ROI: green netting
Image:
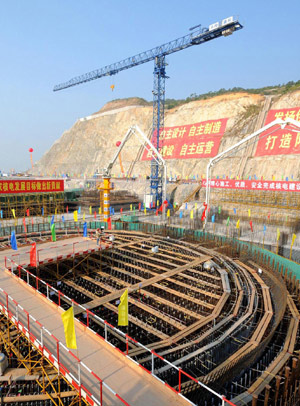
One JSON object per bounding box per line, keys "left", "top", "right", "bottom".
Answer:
{"left": 1, "top": 219, "right": 299, "bottom": 281}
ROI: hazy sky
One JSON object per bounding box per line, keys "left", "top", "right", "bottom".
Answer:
{"left": 1, "top": 0, "right": 299, "bottom": 172}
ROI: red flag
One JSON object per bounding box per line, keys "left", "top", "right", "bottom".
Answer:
{"left": 66, "top": 205, "right": 69, "bottom": 214}
{"left": 267, "top": 212, "right": 270, "bottom": 219}
{"left": 22, "top": 217, "right": 27, "bottom": 233}
{"left": 107, "top": 217, "right": 112, "bottom": 230}
{"left": 120, "top": 208, "right": 123, "bottom": 214}
{"left": 249, "top": 220, "right": 253, "bottom": 232}
{"left": 94, "top": 211, "right": 97, "bottom": 219}
{"left": 156, "top": 209, "right": 159, "bottom": 216}
{"left": 31, "top": 217, "right": 34, "bottom": 225}
{"left": 30, "top": 243, "right": 37, "bottom": 267}
{"left": 152, "top": 201, "right": 155, "bottom": 208}
{"left": 158, "top": 204, "right": 163, "bottom": 212}
{"left": 201, "top": 202, "right": 208, "bottom": 222}
{"left": 138, "top": 203, "right": 141, "bottom": 211}
{"left": 26, "top": 209, "right": 30, "bottom": 217}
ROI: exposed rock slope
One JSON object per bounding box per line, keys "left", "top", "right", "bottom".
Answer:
{"left": 34, "top": 91, "right": 300, "bottom": 180}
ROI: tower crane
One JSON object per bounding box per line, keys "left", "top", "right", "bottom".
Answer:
{"left": 54, "top": 16, "right": 243, "bottom": 207}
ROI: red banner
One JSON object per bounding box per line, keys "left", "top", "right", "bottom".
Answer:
{"left": 202, "top": 179, "right": 300, "bottom": 192}
{"left": 255, "top": 107, "right": 300, "bottom": 156}
{"left": 0, "top": 179, "right": 64, "bottom": 194}
{"left": 142, "top": 118, "right": 228, "bottom": 160}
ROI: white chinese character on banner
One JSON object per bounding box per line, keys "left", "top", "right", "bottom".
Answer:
{"left": 289, "top": 183, "right": 295, "bottom": 190}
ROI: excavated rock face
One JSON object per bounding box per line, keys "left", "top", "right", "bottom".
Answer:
{"left": 33, "top": 91, "right": 300, "bottom": 180}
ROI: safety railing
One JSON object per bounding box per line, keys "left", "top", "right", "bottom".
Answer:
{"left": 9, "top": 236, "right": 110, "bottom": 268}
{"left": 5, "top": 256, "right": 236, "bottom": 406}
{"left": 0, "top": 285, "right": 130, "bottom": 406}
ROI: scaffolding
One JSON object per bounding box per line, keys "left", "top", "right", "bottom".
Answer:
{"left": 0, "top": 310, "right": 84, "bottom": 405}
{"left": 0, "top": 191, "right": 65, "bottom": 219}
{"left": 200, "top": 188, "right": 300, "bottom": 210}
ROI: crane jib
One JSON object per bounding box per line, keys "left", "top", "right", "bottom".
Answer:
{"left": 53, "top": 20, "right": 243, "bottom": 91}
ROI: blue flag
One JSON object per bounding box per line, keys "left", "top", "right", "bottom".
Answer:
{"left": 11, "top": 231, "right": 18, "bottom": 251}
{"left": 233, "top": 208, "right": 237, "bottom": 214}
{"left": 263, "top": 225, "right": 267, "bottom": 235}
{"left": 0, "top": 210, "right": 2, "bottom": 219}
{"left": 78, "top": 206, "right": 81, "bottom": 214}
{"left": 62, "top": 215, "right": 65, "bottom": 223}
{"left": 41, "top": 207, "right": 44, "bottom": 216}
{"left": 179, "top": 211, "right": 183, "bottom": 219}
{"left": 212, "top": 215, "right": 215, "bottom": 223}
{"left": 112, "top": 207, "right": 115, "bottom": 215}
{"left": 50, "top": 215, "right": 55, "bottom": 225}
{"left": 83, "top": 222, "right": 87, "bottom": 237}
{"left": 185, "top": 203, "right": 188, "bottom": 210}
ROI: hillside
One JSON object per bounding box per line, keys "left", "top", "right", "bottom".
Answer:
{"left": 33, "top": 89, "right": 300, "bottom": 181}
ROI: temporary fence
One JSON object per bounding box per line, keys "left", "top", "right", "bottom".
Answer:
{"left": 1, "top": 217, "right": 299, "bottom": 281}
{"left": 4, "top": 256, "right": 235, "bottom": 406}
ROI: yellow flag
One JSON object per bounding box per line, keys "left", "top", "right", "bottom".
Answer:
{"left": 236, "top": 219, "right": 240, "bottom": 229}
{"left": 190, "top": 210, "right": 194, "bottom": 219}
{"left": 99, "top": 207, "right": 102, "bottom": 214}
{"left": 89, "top": 206, "right": 92, "bottom": 215}
{"left": 248, "top": 209, "right": 251, "bottom": 217}
{"left": 272, "top": 175, "right": 275, "bottom": 181}
{"left": 277, "top": 228, "right": 280, "bottom": 241}
{"left": 118, "top": 289, "right": 128, "bottom": 326}
{"left": 144, "top": 207, "right": 147, "bottom": 215}
{"left": 130, "top": 204, "right": 132, "bottom": 211}
{"left": 55, "top": 207, "right": 57, "bottom": 215}
{"left": 157, "top": 200, "right": 159, "bottom": 207}
{"left": 167, "top": 209, "right": 170, "bottom": 217}
{"left": 73, "top": 210, "right": 78, "bottom": 222}
{"left": 83, "top": 212, "right": 85, "bottom": 221}
{"left": 61, "top": 307, "right": 77, "bottom": 349}
{"left": 291, "top": 233, "right": 296, "bottom": 247}
{"left": 11, "top": 209, "right": 16, "bottom": 219}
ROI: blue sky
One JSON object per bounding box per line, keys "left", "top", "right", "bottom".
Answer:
{"left": 1, "top": 0, "right": 299, "bottom": 172}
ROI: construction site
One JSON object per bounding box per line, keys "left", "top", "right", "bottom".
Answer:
{"left": 1, "top": 10, "right": 300, "bottom": 406}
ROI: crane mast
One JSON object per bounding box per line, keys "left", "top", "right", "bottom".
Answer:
{"left": 54, "top": 16, "right": 243, "bottom": 206}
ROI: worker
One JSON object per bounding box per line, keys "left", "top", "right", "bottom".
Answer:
{"left": 96, "top": 228, "right": 101, "bottom": 245}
